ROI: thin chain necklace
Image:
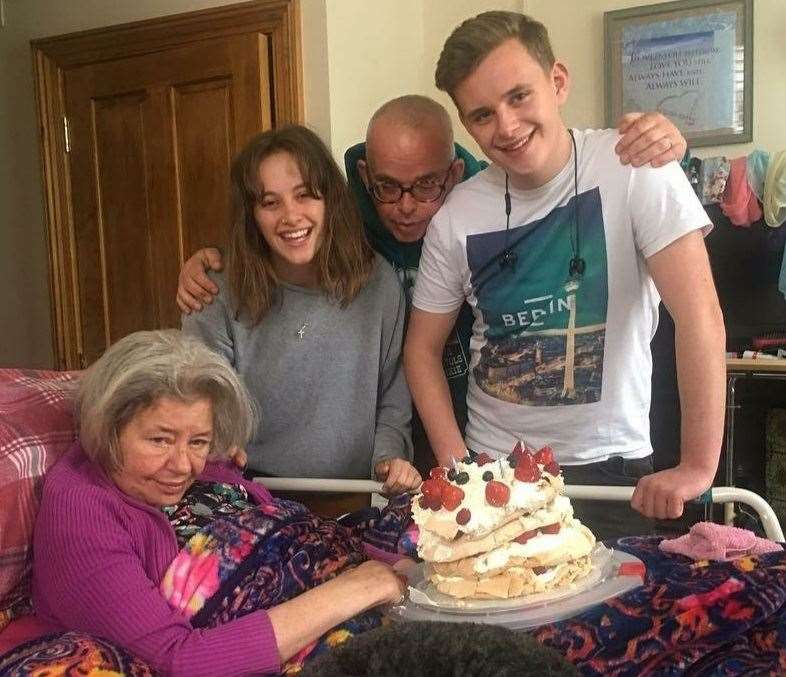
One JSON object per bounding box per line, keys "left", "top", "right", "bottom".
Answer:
{"left": 276, "top": 266, "right": 318, "bottom": 340}
{"left": 275, "top": 269, "right": 316, "bottom": 341}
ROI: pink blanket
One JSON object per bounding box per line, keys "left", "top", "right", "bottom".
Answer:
{"left": 659, "top": 521, "right": 782, "bottom": 561}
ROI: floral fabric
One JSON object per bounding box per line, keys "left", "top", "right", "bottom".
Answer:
{"left": 532, "top": 536, "right": 786, "bottom": 675}
{"left": 0, "top": 631, "right": 156, "bottom": 676}
{"left": 162, "top": 480, "right": 254, "bottom": 548}
{"left": 160, "top": 495, "right": 411, "bottom": 673}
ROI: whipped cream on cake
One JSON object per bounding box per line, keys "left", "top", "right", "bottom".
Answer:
{"left": 412, "top": 443, "right": 596, "bottom": 599}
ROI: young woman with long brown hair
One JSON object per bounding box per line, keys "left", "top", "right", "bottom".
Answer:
{"left": 183, "top": 125, "right": 419, "bottom": 493}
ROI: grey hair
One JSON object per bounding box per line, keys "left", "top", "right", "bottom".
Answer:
{"left": 366, "top": 95, "right": 455, "bottom": 163}
{"left": 436, "top": 11, "right": 555, "bottom": 99}
{"left": 76, "top": 329, "right": 256, "bottom": 472}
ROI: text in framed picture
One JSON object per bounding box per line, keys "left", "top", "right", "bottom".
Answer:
{"left": 604, "top": 0, "right": 753, "bottom": 147}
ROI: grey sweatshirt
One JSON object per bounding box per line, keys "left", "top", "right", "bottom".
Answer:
{"left": 182, "top": 255, "right": 413, "bottom": 479}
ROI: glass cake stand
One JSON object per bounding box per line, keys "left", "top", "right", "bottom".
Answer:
{"left": 387, "top": 544, "right": 644, "bottom": 630}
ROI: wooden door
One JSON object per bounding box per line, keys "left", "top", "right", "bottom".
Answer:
{"left": 33, "top": 1, "right": 302, "bottom": 368}
{"left": 65, "top": 34, "right": 270, "bottom": 365}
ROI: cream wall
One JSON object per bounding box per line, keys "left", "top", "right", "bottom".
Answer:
{"left": 318, "top": 0, "right": 524, "bottom": 161}
{"left": 300, "top": 0, "right": 331, "bottom": 145}
{"left": 322, "top": 0, "right": 423, "bottom": 160}
{"left": 1, "top": 1, "right": 782, "bottom": 366}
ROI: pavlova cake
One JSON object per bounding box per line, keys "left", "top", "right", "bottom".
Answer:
{"left": 412, "top": 443, "right": 596, "bottom": 599}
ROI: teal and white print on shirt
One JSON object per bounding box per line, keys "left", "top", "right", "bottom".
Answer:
{"left": 467, "top": 189, "right": 608, "bottom": 406}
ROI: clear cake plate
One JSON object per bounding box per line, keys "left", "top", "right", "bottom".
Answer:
{"left": 387, "top": 544, "right": 644, "bottom": 630}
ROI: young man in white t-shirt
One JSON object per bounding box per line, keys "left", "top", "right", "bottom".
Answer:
{"left": 404, "top": 11, "right": 725, "bottom": 539}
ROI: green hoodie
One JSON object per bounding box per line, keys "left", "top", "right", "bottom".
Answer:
{"left": 344, "top": 142, "right": 486, "bottom": 270}
{"left": 344, "top": 142, "right": 487, "bottom": 466}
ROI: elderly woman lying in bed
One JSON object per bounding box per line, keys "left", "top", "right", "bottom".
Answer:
{"left": 32, "top": 330, "right": 411, "bottom": 676}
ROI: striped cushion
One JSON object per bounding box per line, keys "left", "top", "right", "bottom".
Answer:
{"left": 0, "top": 369, "right": 78, "bottom": 630}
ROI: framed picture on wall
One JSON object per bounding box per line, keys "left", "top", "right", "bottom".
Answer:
{"left": 604, "top": 0, "right": 753, "bottom": 147}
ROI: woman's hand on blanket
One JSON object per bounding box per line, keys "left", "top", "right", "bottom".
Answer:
{"left": 347, "top": 560, "right": 409, "bottom": 608}
{"left": 631, "top": 464, "right": 715, "bottom": 519}
{"left": 267, "top": 559, "right": 407, "bottom": 662}
{"left": 375, "top": 458, "right": 422, "bottom": 496}
{"left": 615, "top": 111, "right": 687, "bottom": 168}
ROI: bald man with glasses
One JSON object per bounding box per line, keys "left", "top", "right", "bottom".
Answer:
{"left": 176, "top": 95, "right": 687, "bottom": 473}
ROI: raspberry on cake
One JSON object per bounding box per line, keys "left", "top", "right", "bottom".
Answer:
{"left": 412, "top": 442, "right": 596, "bottom": 599}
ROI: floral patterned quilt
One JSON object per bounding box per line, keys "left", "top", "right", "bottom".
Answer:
{"left": 4, "top": 533, "right": 786, "bottom": 675}
{"left": 532, "top": 536, "right": 786, "bottom": 675}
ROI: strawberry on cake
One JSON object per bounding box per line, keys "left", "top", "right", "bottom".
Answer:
{"left": 412, "top": 443, "right": 596, "bottom": 600}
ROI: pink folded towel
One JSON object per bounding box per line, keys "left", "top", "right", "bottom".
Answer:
{"left": 659, "top": 521, "right": 783, "bottom": 561}
{"left": 720, "top": 156, "right": 762, "bottom": 227}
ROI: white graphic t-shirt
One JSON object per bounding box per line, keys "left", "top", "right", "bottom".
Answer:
{"left": 412, "top": 129, "right": 711, "bottom": 464}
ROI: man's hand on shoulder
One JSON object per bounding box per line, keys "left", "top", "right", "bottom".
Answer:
{"left": 615, "top": 111, "right": 687, "bottom": 168}
{"left": 631, "top": 462, "right": 715, "bottom": 519}
{"left": 177, "top": 247, "right": 223, "bottom": 314}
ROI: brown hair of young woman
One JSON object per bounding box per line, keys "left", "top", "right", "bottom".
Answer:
{"left": 226, "top": 125, "right": 374, "bottom": 324}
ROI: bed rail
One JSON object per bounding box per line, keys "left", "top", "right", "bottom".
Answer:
{"left": 257, "top": 478, "right": 784, "bottom": 542}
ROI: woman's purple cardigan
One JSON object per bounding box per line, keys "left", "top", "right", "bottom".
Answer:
{"left": 32, "top": 442, "right": 281, "bottom": 676}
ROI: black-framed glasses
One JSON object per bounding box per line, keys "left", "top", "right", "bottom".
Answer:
{"left": 367, "top": 163, "right": 455, "bottom": 204}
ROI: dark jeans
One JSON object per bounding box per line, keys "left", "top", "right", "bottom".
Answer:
{"left": 562, "top": 455, "right": 656, "bottom": 542}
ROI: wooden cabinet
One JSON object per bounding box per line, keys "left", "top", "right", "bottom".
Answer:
{"left": 33, "top": 1, "right": 302, "bottom": 368}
